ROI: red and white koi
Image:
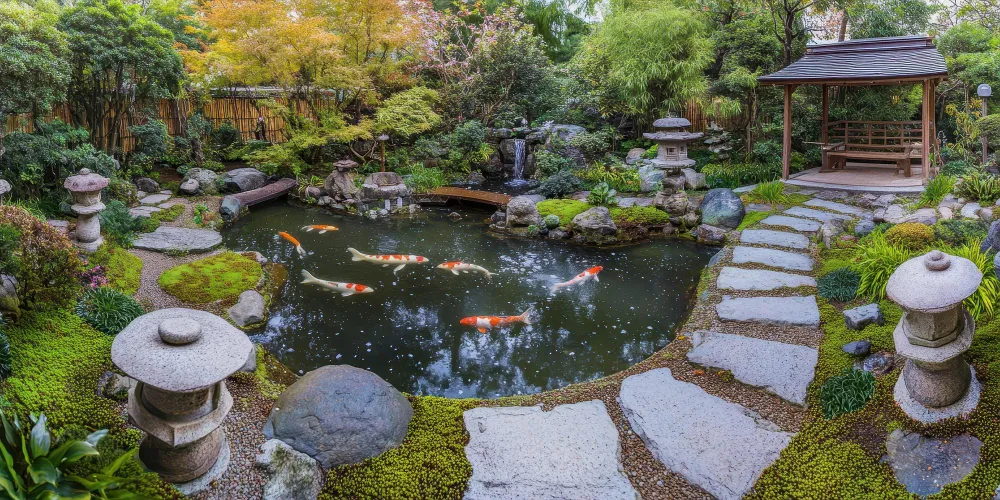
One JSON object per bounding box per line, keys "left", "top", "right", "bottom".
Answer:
{"left": 348, "top": 247, "right": 429, "bottom": 274}
{"left": 301, "top": 225, "right": 339, "bottom": 234}
{"left": 551, "top": 266, "right": 603, "bottom": 293}
{"left": 279, "top": 231, "right": 306, "bottom": 257}
{"left": 436, "top": 261, "right": 494, "bottom": 280}
{"left": 460, "top": 306, "right": 535, "bottom": 333}
{"left": 300, "top": 270, "right": 374, "bottom": 297}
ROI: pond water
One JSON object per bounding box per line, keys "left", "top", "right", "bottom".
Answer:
{"left": 222, "top": 202, "right": 717, "bottom": 398}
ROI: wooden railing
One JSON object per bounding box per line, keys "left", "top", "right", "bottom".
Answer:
{"left": 825, "top": 120, "right": 925, "bottom": 151}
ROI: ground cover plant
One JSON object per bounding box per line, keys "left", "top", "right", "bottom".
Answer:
{"left": 158, "top": 252, "right": 262, "bottom": 303}
{"left": 744, "top": 180, "right": 788, "bottom": 204}
{"left": 87, "top": 245, "right": 142, "bottom": 295}
{"left": 75, "top": 287, "right": 145, "bottom": 335}
{"left": 819, "top": 368, "right": 876, "bottom": 418}
{"left": 817, "top": 268, "right": 860, "bottom": 302}
{"left": 536, "top": 199, "right": 591, "bottom": 226}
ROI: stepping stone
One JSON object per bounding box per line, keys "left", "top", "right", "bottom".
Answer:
{"left": 882, "top": 430, "right": 981, "bottom": 497}
{"left": 745, "top": 203, "right": 772, "bottom": 213}
{"left": 783, "top": 206, "right": 853, "bottom": 223}
{"left": 463, "top": 400, "right": 637, "bottom": 500}
{"left": 618, "top": 368, "right": 793, "bottom": 500}
{"left": 740, "top": 229, "right": 809, "bottom": 250}
{"left": 158, "top": 201, "right": 181, "bottom": 209}
{"left": 716, "top": 296, "right": 820, "bottom": 327}
{"left": 732, "top": 246, "right": 813, "bottom": 271}
{"left": 129, "top": 206, "right": 162, "bottom": 218}
{"left": 803, "top": 198, "right": 867, "bottom": 216}
{"left": 687, "top": 331, "right": 817, "bottom": 405}
{"left": 140, "top": 193, "right": 171, "bottom": 205}
{"left": 132, "top": 227, "right": 222, "bottom": 253}
{"left": 616, "top": 197, "right": 653, "bottom": 208}
{"left": 761, "top": 215, "right": 820, "bottom": 232}
{"left": 717, "top": 267, "right": 815, "bottom": 291}
{"left": 733, "top": 184, "right": 757, "bottom": 193}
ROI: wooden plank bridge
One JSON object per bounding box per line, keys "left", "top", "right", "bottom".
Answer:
{"left": 415, "top": 187, "right": 512, "bottom": 208}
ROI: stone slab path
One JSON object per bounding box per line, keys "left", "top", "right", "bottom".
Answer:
{"left": 463, "top": 401, "right": 637, "bottom": 500}
{"left": 716, "top": 267, "right": 815, "bottom": 291}
{"left": 732, "top": 246, "right": 814, "bottom": 271}
{"left": 803, "top": 198, "right": 867, "bottom": 216}
{"left": 716, "top": 296, "right": 821, "bottom": 327}
{"left": 740, "top": 229, "right": 809, "bottom": 250}
{"left": 140, "top": 193, "right": 172, "bottom": 205}
{"left": 133, "top": 226, "right": 222, "bottom": 253}
{"left": 761, "top": 215, "right": 821, "bottom": 232}
{"left": 783, "top": 206, "right": 853, "bottom": 223}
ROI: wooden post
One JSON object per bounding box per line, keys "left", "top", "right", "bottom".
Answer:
{"left": 821, "top": 84, "right": 829, "bottom": 144}
{"left": 782, "top": 85, "right": 796, "bottom": 180}
{"left": 922, "top": 79, "right": 934, "bottom": 183}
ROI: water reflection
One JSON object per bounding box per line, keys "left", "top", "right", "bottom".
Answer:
{"left": 222, "top": 201, "right": 716, "bottom": 397}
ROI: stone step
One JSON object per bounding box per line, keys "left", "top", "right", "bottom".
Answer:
{"left": 140, "top": 193, "right": 172, "bottom": 206}
{"left": 463, "top": 400, "right": 637, "bottom": 500}
{"left": 132, "top": 227, "right": 222, "bottom": 253}
{"left": 760, "top": 215, "right": 821, "bottom": 232}
{"left": 803, "top": 198, "right": 867, "bottom": 216}
{"left": 783, "top": 206, "right": 853, "bottom": 223}
{"left": 740, "top": 229, "right": 809, "bottom": 250}
{"left": 618, "top": 368, "right": 793, "bottom": 500}
{"left": 716, "top": 296, "right": 820, "bottom": 327}
{"left": 687, "top": 331, "right": 818, "bottom": 405}
{"left": 717, "top": 267, "right": 816, "bottom": 291}
{"left": 732, "top": 246, "right": 813, "bottom": 271}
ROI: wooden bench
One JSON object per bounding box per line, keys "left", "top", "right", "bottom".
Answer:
{"left": 820, "top": 121, "right": 926, "bottom": 177}
{"left": 824, "top": 143, "right": 919, "bottom": 177}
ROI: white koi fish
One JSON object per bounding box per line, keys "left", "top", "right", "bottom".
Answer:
{"left": 436, "top": 261, "right": 495, "bottom": 280}
{"left": 551, "top": 266, "right": 603, "bottom": 293}
{"left": 348, "top": 247, "right": 429, "bottom": 274}
{"left": 300, "top": 270, "right": 374, "bottom": 297}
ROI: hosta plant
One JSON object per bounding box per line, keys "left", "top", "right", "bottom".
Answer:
{"left": 586, "top": 182, "right": 617, "bottom": 207}
{"left": 75, "top": 288, "right": 145, "bottom": 336}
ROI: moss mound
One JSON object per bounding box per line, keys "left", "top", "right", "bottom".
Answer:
{"left": 88, "top": 245, "right": 143, "bottom": 295}
{"left": 159, "top": 251, "right": 262, "bottom": 303}
{"left": 884, "top": 222, "right": 934, "bottom": 251}
{"left": 536, "top": 199, "right": 591, "bottom": 226}
{"left": 609, "top": 206, "right": 671, "bottom": 226}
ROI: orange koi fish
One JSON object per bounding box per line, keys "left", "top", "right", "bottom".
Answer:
{"left": 300, "top": 270, "right": 374, "bottom": 297}
{"left": 551, "top": 266, "right": 603, "bottom": 293}
{"left": 436, "top": 261, "right": 494, "bottom": 280}
{"left": 279, "top": 231, "right": 306, "bottom": 257}
{"left": 301, "top": 225, "right": 339, "bottom": 234}
{"left": 348, "top": 247, "right": 429, "bottom": 274}
{"left": 460, "top": 306, "right": 535, "bottom": 333}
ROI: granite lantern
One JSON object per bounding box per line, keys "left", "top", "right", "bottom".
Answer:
{"left": 643, "top": 117, "right": 704, "bottom": 173}
{"left": 887, "top": 250, "right": 981, "bottom": 422}
{"left": 112, "top": 308, "right": 253, "bottom": 493}
{"left": 63, "top": 168, "right": 109, "bottom": 253}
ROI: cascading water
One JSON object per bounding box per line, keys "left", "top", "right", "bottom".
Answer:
{"left": 508, "top": 138, "right": 528, "bottom": 186}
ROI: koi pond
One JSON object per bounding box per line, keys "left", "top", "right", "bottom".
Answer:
{"left": 222, "top": 202, "right": 716, "bottom": 398}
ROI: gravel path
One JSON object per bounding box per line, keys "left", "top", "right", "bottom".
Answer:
{"left": 130, "top": 248, "right": 224, "bottom": 311}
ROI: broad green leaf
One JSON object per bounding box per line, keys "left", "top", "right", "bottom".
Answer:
{"left": 101, "top": 448, "right": 137, "bottom": 476}
{"left": 84, "top": 430, "right": 108, "bottom": 448}
{"left": 27, "top": 457, "right": 58, "bottom": 486}
{"left": 28, "top": 415, "right": 50, "bottom": 459}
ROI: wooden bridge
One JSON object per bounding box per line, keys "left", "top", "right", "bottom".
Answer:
{"left": 222, "top": 177, "right": 298, "bottom": 221}
{"left": 414, "top": 187, "right": 512, "bottom": 208}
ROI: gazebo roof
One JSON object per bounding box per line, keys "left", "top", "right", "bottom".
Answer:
{"left": 758, "top": 35, "right": 947, "bottom": 86}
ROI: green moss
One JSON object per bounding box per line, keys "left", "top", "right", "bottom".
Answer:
{"left": 158, "top": 252, "right": 262, "bottom": 303}
{"left": 737, "top": 210, "right": 771, "bottom": 230}
{"left": 609, "top": 206, "right": 671, "bottom": 226}
{"left": 320, "top": 396, "right": 477, "bottom": 499}
{"left": 89, "top": 245, "right": 143, "bottom": 295}
{"left": 536, "top": 199, "right": 592, "bottom": 226}
{"left": 150, "top": 204, "right": 185, "bottom": 223}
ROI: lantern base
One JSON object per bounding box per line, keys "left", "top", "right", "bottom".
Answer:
{"left": 894, "top": 366, "right": 980, "bottom": 423}
{"left": 173, "top": 437, "right": 230, "bottom": 496}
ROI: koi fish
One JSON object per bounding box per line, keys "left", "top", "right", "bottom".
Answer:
{"left": 300, "top": 270, "right": 374, "bottom": 297}
{"left": 348, "top": 247, "right": 429, "bottom": 274}
{"left": 460, "top": 306, "right": 535, "bottom": 333}
{"left": 279, "top": 231, "right": 306, "bottom": 257}
{"left": 301, "top": 225, "right": 339, "bottom": 234}
{"left": 436, "top": 261, "right": 495, "bottom": 280}
{"left": 551, "top": 266, "right": 603, "bottom": 293}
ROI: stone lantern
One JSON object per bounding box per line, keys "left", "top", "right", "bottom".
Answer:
{"left": 0, "top": 179, "right": 10, "bottom": 204}
{"left": 63, "top": 168, "right": 109, "bottom": 253}
{"left": 111, "top": 308, "right": 253, "bottom": 494}
{"left": 643, "top": 117, "right": 704, "bottom": 173}
{"left": 887, "top": 250, "right": 982, "bottom": 422}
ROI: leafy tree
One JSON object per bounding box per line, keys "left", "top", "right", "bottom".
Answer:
{"left": 376, "top": 87, "right": 442, "bottom": 138}
{"left": 762, "top": 0, "right": 812, "bottom": 66}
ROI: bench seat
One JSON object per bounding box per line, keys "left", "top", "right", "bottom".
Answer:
{"left": 824, "top": 145, "right": 918, "bottom": 177}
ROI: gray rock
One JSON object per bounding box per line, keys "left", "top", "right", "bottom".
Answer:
{"left": 716, "top": 296, "right": 820, "bottom": 327}
{"left": 732, "top": 246, "right": 814, "bottom": 271}
{"left": 761, "top": 215, "right": 821, "bottom": 232}
{"left": 304, "top": 186, "right": 323, "bottom": 199}
{"left": 618, "top": 368, "right": 792, "bottom": 500}
{"left": 902, "top": 208, "right": 938, "bottom": 225}
{"left": 814, "top": 189, "right": 848, "bottom": 200}
{"left": 860, "top": 352, "right": 895, "bottom": 376}
{"left": 688, "top": 331, "right": 817, "bottom": 405}
{"left": 939, "top": 206, "right": 954, "bottom": 220}
{"left": 695, "top": 224, "right": 726, "bottom": 245}
{"left": 982, "top": 207, "right": 995, "bottom": 221}
{"left": 183, "top": 168, "right": 220, "bottom": 195}
{"left": 95, "top": 371, "right": 137, "bottom": 399}
{"left": 938, "top": 194, "right": 963, "bottom": 210}
{"left": 783, "top": 206, "right": 852, "bottom": 223}
{"left": 139, "top": 193, "right": 171, "bottom": 206}
{"left": 506, "top": 196, "right": 542, "bottom": 227}
{"left": 961, "top": 202, "right": 983, "bottom": 219}
{"left": 0, "top": 274, "right": 18, "bottom": 319}
{"left": 222, "top": 168, "right": 268, "bottom": 193}
{"left": 132, "top": 227, "right": 222, "bottom": 253}
{"left": 844, "top": 304, "right": 884, "bottom": 330}
{"left": 716, "top": 267, "right": 816, "bottom": 291}
{"left": 547, "top": 228, "right": 569, "bottom": 240}
{"left": 256, "top": 439, "right": 322, "bottom": 500}
{"left": 745, "top": 203, "right": 773, "bottom": 213}
{"left": 0, "top": 179, "right": 10, "bottom": 197}
{"left": 129, "top": 206, "right": 161, "bottom": 218}
{"left": 360, "top": 172, "right": 410, "bottom": 201}
{"left": 179, "top": 179, "right": 200, "bottom": 195}
{"left": 983, "top": 221, "right": 1000, "bottom": 254}
{"left": 463, "top": 401, "right": 637, "bottom": 500}
{"left": 134, "top": 177, "right": 160, "bottom": 193}
{"left": 882, "top": 430, "right": 981, "bottom": 497}
{"left": 571, "top": 207, "right": 618, "bottom": 237}
{"left": 317, "top": 196, "right": 332, "bottom": 206}
{"left": 819, "top": 221, "right": 844, "bottom": 249}
{"left": 625, "top": 148, "right": 646, "bottom": 165}
{"left": 264, "top": 365, "right": 412, "bottom": 468}
{"left": 220, "top": 196, "right": 244, "bottom": 221}
{"left": 681, "top": 168, "right": 707, "bottom": 190}
{"left": 855, "top": 220, "right": 876, "bottom": 237}
{"left": 732, "top": 184, "right": 756, "bottom": 193}
{"left": 228, "top": 290, "right": 265, "bottom": 327}
{"left": 637, "top": 164, "right": 665, "bottom": 193}
{"left": 842, "top": 340, "right": 871, "bottom": 356}
{"left": 803, "top": 198, "right": 866, "bottom": 216}
{"left": 740, "top": 229, "right": 809, "bottom": 249}
{"left": 700, "top": 188, "right": 745, "bottom": 229}
{"left": 654, "top": 192, "right": 688, "bottom": 215}
{"left": 880, "top": 204, "right": 907, "bottom": 223}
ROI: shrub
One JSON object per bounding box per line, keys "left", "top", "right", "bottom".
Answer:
{"left": 820, "top": 368, "right": 875, "bottom": 418}
{"left": 701, "top": 162, "right": 782, "bottom": 189}
{"left": 246, "top": 143, "right": 309, "bottom": 178}
{"left": 934, "top": 219, "right": 987, "bottom": 247}
{"left": 100, "top": 200, "right": 142, "bottom": 248}
{"left": 536, "top": 199, "right": 592, "bottom": 226}
{"left": 128, "top": 118, "right": 169, "bottom": 174}
{"left": 212, "top": 121, "right": 245, "bottom": 160}
{"left": 576, "top": 162, "right": 641, "bottom": 192}
{"left": 609, "top": 206, "right": 672, "bottom": 226}
{"left": 159, "top": 252, "right": 262, "bottom": 303}
{"left": 883, "top": 222, "right": 934, "bottom": 251}
{"left": 956, "top": 171, "right": 1000, "bottom": 203}
{"left": 0, "top": 224, "right": 21, "bottom": 279}
{"left": 543, "top": 214, "right": 560, "bottom": 229}
{"left": 107, "top": 179, "right": 138, "bottom": 206}
{"left": 949, "top": 240, "right": 1000, "bottom": 321}
{"left": 400, "top": 165, "right": 447, "bottom": 193}
{"left": 942, "top": 160, "right": 972, "bottom": 177}
{"left": 855, "top": 232, "right": 913, "bottom": 301}
{"left": 533, "top": 150, "right": 576, "bottom": 177}
{"left": 0, "top": 205, "right": 84, "bottom": 307}
{"left": 568, "top": 128, "right": 616, "bottom": 162}
{"left": 535, "top": 170, "right": 582, "bottom": 198}
{"left": 917, "top": 175, "right": 955, "bottom": 207}
{"left": 76, "top": 287, "right": 145, "bottom": 336}
{"left": 745, "top": 180, "right": 788, "bottom": 204}
{"left": 586, "top": 182, "right": 617, "bottom": 206}
{"left": 817, "top": 268, "right": 860, "bottom": 302}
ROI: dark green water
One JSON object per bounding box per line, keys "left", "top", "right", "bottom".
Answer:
{"left": 222, "top": 201, "right": 716, "bottom": 397}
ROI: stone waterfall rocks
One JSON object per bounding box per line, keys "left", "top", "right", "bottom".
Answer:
{"left": 324, "top": 159, "right": 361, "bottom": 202}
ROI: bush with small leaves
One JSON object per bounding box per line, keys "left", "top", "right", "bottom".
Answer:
{"left": 535, "top": 170, "right": 582, "bottom": 198}
{"left": 75, "top": 287, "right": 145, "bottom": 336}
{"left": 934, "top": 219, "right": 987, "bottom": 247}
{"left": 883, "top": 222, "right": 933, "bottom": 251}
{"left": 0, "top": 205, "right": 84, "bottom": 307}
{"left": 99, "top": 200, "right": 142, "bottom": 248}
{"left": 543, "top": 214, "right": 560, "bottom": 229}
{"left": 820, "top": 368, "right": 875, "bottom": 418}
{"left": 818, "top": 268, "right": 860, "bottom": 302}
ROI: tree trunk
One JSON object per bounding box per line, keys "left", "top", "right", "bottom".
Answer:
{"left": 838, "top": 11, "right": 848, "bottom": 42}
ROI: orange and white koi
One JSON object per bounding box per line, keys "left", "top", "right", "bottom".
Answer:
{"left": 301, "top": 225, "right": 339, "bottom": 234}
{"left": 348, "top": 247, "right": 429, "bottom": 274}
{"left": 460, "top": 306, "right": 535, "bottom": 333}
{"left": 279, "top": 231, "right": 306, "bottom": 257}
{"left": 551, "top": 266, "right": 603, "bottom": 293}
{"left": 300, "top": 270, "right": 374, "bottom": 297}
{"left": 436, "top": 261, "right": 494, "bottom": 280}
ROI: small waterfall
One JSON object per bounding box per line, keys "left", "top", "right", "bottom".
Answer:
{"left": 512, "top": 139, "right": 527, "bottom": 180}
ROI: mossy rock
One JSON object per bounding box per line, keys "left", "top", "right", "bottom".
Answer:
{"left": 609, "top": 206, "right": 671, "bottom": 226}
{"left": 158, "top": 251, "right": 262, "bottom": 304}
{"left": 536, "top": 199, "right": 592, "bottom": 226}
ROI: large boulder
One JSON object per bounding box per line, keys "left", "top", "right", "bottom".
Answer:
{"left": 360, "top": 172, "right": 410, "bottom": 201}
{"left": 695, "top": 224, "right": 726, "bottom": 245}
{"left": 134, "top": 177, "right": 160, "bottom": 193}
{"left": 638, "top": 165, "right": 665, "bottom": 192}
{"left": 179, "top": 179, "right": 200, "bottom": 195}
{"left": 220, "top": 196, "right": 245, "bottom": 222}
{"left": 983, "top": 220, "right": 1000, "bottom": 254}
{"left": 700, "top": 188, "right": 745, "bottom": 230}
{"left": 571, "top": 206, "right": 618, "bottom": 242}
{"left": 625, "top": 148, "right": 646, "bottom": 165}
{"left": 506, "top": 195, "right": 542, "bottom": 227}
{"left": 183, "top": 168, "right": 220, "bottom": 195}
{"left": 228, "top": 290, "right": 265, "bottom": 327}
{"left": 324, "top": 160, "right": 361, "bottom": 201}
{"left": 223, "top": 168, "right": 268, "bottom": 193}
{"left": 256, "top": 439, "right": 323, "bottom": 500}
{"left": 681, "top": 168, "right": 707, "bottom": 190}
{"left": 264, "top": 365, "right": 413, "bottom": 468}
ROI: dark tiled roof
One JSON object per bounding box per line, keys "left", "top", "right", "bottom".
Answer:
{"left": 758, "top": 35, "right": 947, "bottom": 85}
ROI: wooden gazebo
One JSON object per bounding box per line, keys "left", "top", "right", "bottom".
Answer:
{"left": 758, "top": 36, "right": 948, "bottom": 184}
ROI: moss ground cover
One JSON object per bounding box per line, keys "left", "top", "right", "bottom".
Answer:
{"left": 158, "top": 251, "right": 262, "bottom": 303}
{"left": 737, "top": 210, "right": 771, "bottom": 230}
{"left": 536, "top": 199, "right": 591, "bottom": 226}
{"left": 609, "top": 206, "right": 671, "bottom": 226}
{"left": 88, "top": 245, "right": 143, "bottom": 295}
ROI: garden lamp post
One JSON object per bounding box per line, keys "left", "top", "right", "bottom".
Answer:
{"left": 378, "top": 134, "right": 389, "bottom": 172}
{"left": 979, "top": 83, "right": 991, "bottom": 165}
